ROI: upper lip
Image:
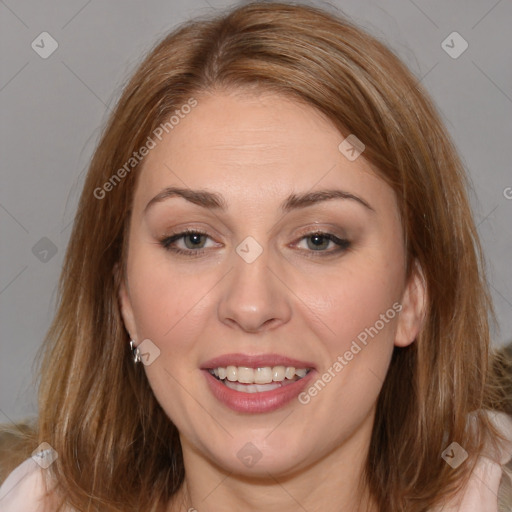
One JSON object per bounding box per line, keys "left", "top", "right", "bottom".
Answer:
{"left": 200, "top": 353, "right": 316, "bottom": 370}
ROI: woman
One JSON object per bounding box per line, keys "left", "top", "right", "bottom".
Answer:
{"left": 1, "top": 2, "right": 511, "bottom": 511}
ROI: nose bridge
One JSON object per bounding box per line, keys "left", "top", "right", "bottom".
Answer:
{"left": 217, "top": 235, "right": 291, "bottom": 332}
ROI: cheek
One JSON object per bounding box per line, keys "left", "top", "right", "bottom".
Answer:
{"left": 125, "top": 244, "right": 209, "bottom": 348}
{"left": 125, "top": 248, "right": 210, "bottom": 421}
{"left": 295, "top": 261, "right": 402, "bottom": 426}
{"left": 300, "top": 253, "right": 404, "bottom": 357}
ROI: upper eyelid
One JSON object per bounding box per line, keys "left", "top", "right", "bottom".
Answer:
{"left": 163, "top": 229, "right": 348, "bottom": 252}
{"left": 165, "top": 227, "right": 345, "bottom": 241}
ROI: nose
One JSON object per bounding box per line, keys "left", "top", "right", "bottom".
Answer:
{"left": 217, "top": 244, "right": 292, "bottom": 333}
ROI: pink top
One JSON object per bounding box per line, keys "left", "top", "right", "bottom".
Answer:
{"left": 1, "top": 411, "right": 511, "bottom": 511}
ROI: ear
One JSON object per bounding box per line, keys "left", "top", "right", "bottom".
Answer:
{"left": 394, "top": 260, "right": 427, "bottom": 348}
{"left": 115, "top": 262, "right": 139, "bottom": 342}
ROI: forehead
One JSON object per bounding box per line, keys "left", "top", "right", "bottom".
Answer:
{"left": 133, "top": 90, "right": 393, "bottom": 214}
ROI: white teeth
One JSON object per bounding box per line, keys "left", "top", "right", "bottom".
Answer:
{"left": 209, "top": 365, "right": 310, "bottom": 385}
{"left": 237, "top": 367, "right": 254, "bottom": 384}
{"left": 254, "top": 367, "right": 273, "bottom": 384}
{"left": 224, "top": 381, "right": 282, "bottom": 393}
{"left": 226, "top": 366, "right": 238, "bottom": 382}
{"left": 272, "top": 366, "right": 286, "bottom": 381}
{"left": 285, "top": 366, "right": 295, "bottom": 380}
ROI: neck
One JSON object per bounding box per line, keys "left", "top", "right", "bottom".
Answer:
{"left": 168, "top": 414, "right": 378, "bottom": 512}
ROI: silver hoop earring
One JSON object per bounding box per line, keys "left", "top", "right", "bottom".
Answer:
{"left": 130, "top": 340, "right": 141, "bottom": 363}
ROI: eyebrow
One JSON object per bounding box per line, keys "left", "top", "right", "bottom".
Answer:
{"left": 144, "top": 186, "right": 375, "bottom": 214}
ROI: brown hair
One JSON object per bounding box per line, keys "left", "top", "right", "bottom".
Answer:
{"left": 4, "top": 2, "right": 511, "bottom": 511}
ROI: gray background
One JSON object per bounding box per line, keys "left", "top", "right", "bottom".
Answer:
{"left": 1, "top": 0, "right": 511, "bottom": 425}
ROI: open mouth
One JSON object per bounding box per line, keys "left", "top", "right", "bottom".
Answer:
{"left": 207, "top": 365, "right": 312, "bottom": 394}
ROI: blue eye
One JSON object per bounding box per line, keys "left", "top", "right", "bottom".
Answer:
{"left": 159, "top": 230, "right": 350, "bottom": 258}
{"left": 159, "top": 230, "right": 213, "bottom": 257}
{"left": 296, "top": 232, "right": 350, "bottom": 253}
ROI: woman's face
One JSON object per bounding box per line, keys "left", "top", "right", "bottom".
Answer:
{"left": 119, "top": 90, "right": 424, "bottom": 478}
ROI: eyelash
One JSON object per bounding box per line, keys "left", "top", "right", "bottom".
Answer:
{"left": 158, "top": 228, "right": 351, "bottom": 258}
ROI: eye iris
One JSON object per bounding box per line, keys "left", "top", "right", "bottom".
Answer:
{"left": 307, "top": 234, "right": 329, "bottom": 251}
{"left": 184, "top": 233, "right": 206, "bottom": 249}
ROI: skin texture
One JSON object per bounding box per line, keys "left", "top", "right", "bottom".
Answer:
{"left": 119, "top": 89, "right": 426, "bottom": 512}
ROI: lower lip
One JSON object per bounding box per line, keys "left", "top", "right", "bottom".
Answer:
{"left": 203, "top": 370, "right": 316, "bottom": 413}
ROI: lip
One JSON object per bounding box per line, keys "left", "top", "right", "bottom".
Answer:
{"left": 200, "top": 353, "right": 316, "bottom": 370}
{"left": 202, "top": 367, "right": 316, "bottom": 414}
